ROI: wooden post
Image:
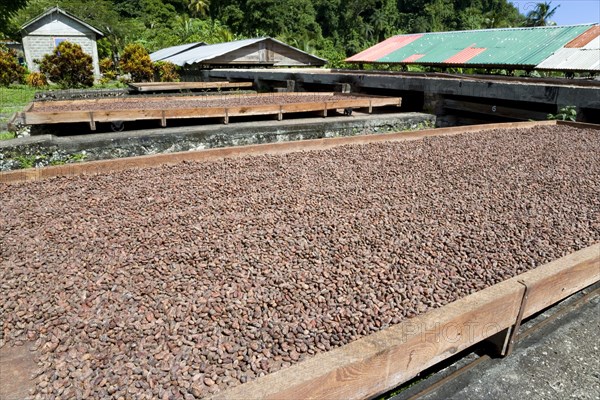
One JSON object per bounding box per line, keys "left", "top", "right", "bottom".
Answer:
{"left": 89, "top": 112, "right": 96, "bottom": 131}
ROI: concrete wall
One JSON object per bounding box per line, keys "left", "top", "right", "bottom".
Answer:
{"left": 0, "top": 113, "right": 435, "bottom": 171}
{"left": 208, "top": 69, "right": 600, "bottom": 124}
{"left": 21, "top": 12, "right": 101, "bottom": 78}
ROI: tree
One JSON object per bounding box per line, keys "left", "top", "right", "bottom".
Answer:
{"left": 0, "top": 47, "right": 27, "bottom": 86}
{"left": 526, "top": 2, "right": 559, "bottom": 26}
{"left": 0, "top": 0, "right": 28, "bottom": 37}
{"left": 119, "top": 43, "right": 154, "bottom": 82}
{"left": 38, "top": 41, "right": 94, "bottom": 88}
{"left": 188, "top": 0, "right": 210, "bottom": 17}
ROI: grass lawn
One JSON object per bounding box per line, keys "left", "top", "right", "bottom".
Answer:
{"left": 0, "top": 85, "right": 36, "bottom": 140}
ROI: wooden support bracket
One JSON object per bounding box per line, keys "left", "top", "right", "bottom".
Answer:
{"left": 161, "top": 111, "right": 167, "bottom": 127}
{"left": 89, "top": 112, "right": 96, "bottom": 131}
{"left": 224, "top": 109, "right": 229, "bottom": 125}
{"left": 278, "top": 106, "right": 283, "bottom": 121}
{"left": 322, "top": 103, "right": 328, "bottom": 117}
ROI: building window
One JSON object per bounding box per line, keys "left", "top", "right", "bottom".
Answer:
{"left": 54, "top": 38, "right": 66, "bottom": 47}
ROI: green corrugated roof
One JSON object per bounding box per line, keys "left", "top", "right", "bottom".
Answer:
{"left": 348, "top": 24, "right": 596, "bottom": 67}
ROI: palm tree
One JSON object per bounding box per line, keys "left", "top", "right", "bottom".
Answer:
{"left": 526, "top": 2, "right": 559, "bottom": 27}
{"left": 187, "top": 0, "right": 210, "bottom": 18}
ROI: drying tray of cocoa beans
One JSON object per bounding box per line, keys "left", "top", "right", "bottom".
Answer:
{"left": 1, "top": 124, "right": 599, "bottom": 399}
{"left": 18, "top": 92, "right": 401, "bottom": 130}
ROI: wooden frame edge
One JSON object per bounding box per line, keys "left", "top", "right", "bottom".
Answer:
{"left": 0, "top": 120, "right": 562, "bottom": 185}
{"left": 209, "top": 243, "right": 599, "bottom": 400}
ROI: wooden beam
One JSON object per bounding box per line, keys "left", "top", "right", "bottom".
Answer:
{"left": 22, "top": 96, "right": 402, "bottom": 126}
{"left": 89, "top": 112, "right": 96, "bottom": 131}
{"left": 443, "top": 98, "right": 548, "bottom": 121}
{"left": 209, "top": 244, "right": 599, "bottom": 400}
{"left": 127, "top": 81, "right": 254, "bottom": 92}
{"left": 0, "top": 121, "right": 560, "bottom": 184}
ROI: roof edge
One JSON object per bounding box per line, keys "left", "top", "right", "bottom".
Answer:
{"left": 184, "top": 37, "right": 326, "bottom": 66}
{"left": 21, "top": 6, "right": 104, "bottom": 37}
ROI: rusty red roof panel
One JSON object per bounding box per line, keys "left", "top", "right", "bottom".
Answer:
{"left": 444, "top": 47, "right": 487, "bottom": 63}
{"left": 565, "top": 25, "right": 600, "bottom": 48}
{"left": 402, "top": 54, "right": 425, "bottom": 62}
{"left": 346, "top": 34, "right": 423, "bottom": 62}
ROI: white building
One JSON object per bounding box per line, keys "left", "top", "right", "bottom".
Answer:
{"left": 21, "top": 7, "right": 104, "bottom": 78}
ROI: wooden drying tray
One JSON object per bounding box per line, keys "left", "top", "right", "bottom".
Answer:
{"left": 14, "top": 92, "right": 401, "bottom": 131}
{"left": 127, "top": 81, "right": 254, "bottom": 92}
{"left": 0, "top": 120, "right": 599, "bottom": 400}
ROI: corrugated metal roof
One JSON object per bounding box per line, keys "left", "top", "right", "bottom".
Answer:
{"left": 346, "top": 24, "right": 596, "bottom": 68}
{"left": 150, "top": 42, "right": 206, "bottom": 62}
{"left": 444, "top": 47, "right": 487, "bottom": 63}
{"left": 158, "top": 37, "right": 326, "bottom": 67}
{"left": 536, "top": 48, "right": 600, "bottom": 70}
{"left": 165, "top": 38, "right": 264, "bottom": 66}
{"left": 565, "top": 25, "right": 600, "bottom": 48}
{"left": 537, "top": 26, "right": 599, "bottom": 71}
{"left": 346, "top": 35, "right": 422, "bottom": 62}
{"left": 583, "top": 36, "right": 600, "bottom": 49}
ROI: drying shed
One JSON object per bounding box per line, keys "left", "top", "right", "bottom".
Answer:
{"left": 154, "top": 37, "right": 326, "bottom": 68}
{"left": 346, "top": 24, "right": 599, "bottom": 72}
{"left": 149, "top": 42, "right": 206, "bottom": 63}
{"left": 20, "top": 7, "right": 104, "bottom": 78}
{"left": 536, "top": 26, "right": 600, "bottom": 71}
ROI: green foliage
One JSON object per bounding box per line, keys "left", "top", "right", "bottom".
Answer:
{"left": 100, "top": 57, "right": 117, "bottom": 81}
{"left": 0, "top": 131, "right": 17, "bottom": 140}
{"left": 0, "top": 0, "right": 28, "bottom": 37}
{"left": 547, "top": 106, "right": 577, "bottom": 122}
{"left": 119, "top": 43, "right": 154, "bottom": 82}
{"left": 0, "top": 47, "right": 27, "bottom": 86}
{"left": 38, "top": 41, "right": 94, "bottom": 88}
{"left": 26, "top": 72, "right": 49, "bottom": 87}
{"left": 526, "top": 2, "right": 559, "bottom": 27}
{"left": 153, "top": 61, "right": 180, "bottom": 82}
{"left": 187, "top": 0, "right": 210, "bottom": 17}
{"left": 5, "top": 0, "right": 531, "bottom": 68}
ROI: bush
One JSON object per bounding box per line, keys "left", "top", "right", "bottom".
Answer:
{"left": 119, "top": 44, "right": 153, "bottom": 82}
{"left": 38, "top": 42, "right": 94, "bottom": 88}
{"left": 548, "top": 105, "right": 577, "bottom": 122}
{"left": 26, "top": 72, "right": 48, "bottom": 87}
{"left": 0, "top": 47, "right": 27, "bottom": 87}
{"left": 153, "top": 61, "right": 180, "bottom": 82}
{"left": 99, "top": 57, "right": 117, "bottom": 81}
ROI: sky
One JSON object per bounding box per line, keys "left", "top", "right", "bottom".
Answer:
{"left": 510, "top": 0, "right": 600, "bottom": 25}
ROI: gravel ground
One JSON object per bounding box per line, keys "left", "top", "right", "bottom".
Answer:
{"left": 31, "top": 93, "right": 362, "bottom": 113}
{"left": 1, "top": 125, "right": 599, "bottom": 399}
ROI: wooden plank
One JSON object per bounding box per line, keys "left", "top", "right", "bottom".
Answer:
{"left": 164, "top": 107, "right": 227, "bottom": 119}
{"left": 89, "top": 112, "right": 96, "bottom": 131}
{"left": 22, "top": 95, "right": 402, "bottom": 126}
{"left": 27, "top": 93, "right": 347, "bottom": 110}
{"left": 0, "top": 121, "right": 560, "bottom": 184}
{"left": 129, "top": 81, "right": 254, "bottom": 92}
{"left": 443, "top": 98, "right": 549, "bottom": 121}
{"left": 24, "top": 111, "right": 93, "bottom": 124}
{"left": 209, "top": 244, "right": 599, "bottom": 400}
{"left": 557, "top": 120, "right": 600, "bottom": 130}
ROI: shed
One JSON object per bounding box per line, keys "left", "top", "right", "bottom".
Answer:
{"left": 150, "top": 42, "right": 206, "bottom": 63}
{"left": 346, "top": 24, "right": 599, "bottom": 73}
{"left": 154, "top": 37, "right": 326, "bottom": 68}
{"left": 20, "top": 7, "right": 104, "bottom": 78}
